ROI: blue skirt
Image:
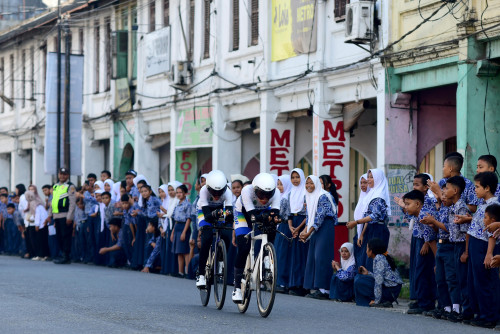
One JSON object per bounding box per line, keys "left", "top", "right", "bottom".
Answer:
{"left": 353, "top": 231, "right": 362, "bottom": 269}
{"left": 275, "top": 222, "right": 292, "bottom": 287}
{"left": 354, "top": 274, "right": 401, "bottom": 307}
{"left": 163, "top": 224, "right": 179, "bottom": 275}
{"left": 303, "top": 219, "right": 335, "bottom": 290}
{"left": 288, "top": 215, "right": 309, "bottom": 288}
{"left": 361, "top": 223, "right": 390, "bottom": 271}
{"left": 330, "top": 275, "right": 354, "bottom": 301}
{"left": 131, "top": 216, "right": 147, "bottom": 269}
{"left": 94, "top": 220, "right": 109, "bottom": 266}
{"left": 4, "top": 218, "right": 22, "bottom": 255}
{"left": 121, "top": 223, "right": 133, "bottom": 263}
{"left": 172, "top": 222, "right": 191, "bottom": 254}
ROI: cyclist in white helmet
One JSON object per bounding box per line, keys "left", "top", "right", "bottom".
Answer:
{"left": 232, "top": 172, "right": 281, "bottom": 303}
{"left": 195, "top": 170, "right": 234, "bottom": 288}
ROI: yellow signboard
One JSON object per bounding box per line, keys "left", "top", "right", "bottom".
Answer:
{"left": 271, "top": 0, "right": 317, "bottom": 62}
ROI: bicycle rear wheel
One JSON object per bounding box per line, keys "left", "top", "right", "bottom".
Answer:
{"left": 200, "top": 254, "right": 212, "bottom": 306}
{"left": 237, "top": 271, "right": 252, "bottom": 313}
{"left": 213, "top": 239, "right": 227, "bottom": 310}
{"left": 256, "top": 242, "right": 277, "bottom": 317}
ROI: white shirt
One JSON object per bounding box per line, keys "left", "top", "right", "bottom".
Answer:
{"left": 234, "top": 185, "right": 281, "bottom": 230}
{"left": 35, "top": 205, "right": 49, "bottom": 229}
{"left": 197, "top": 185, "right": 233, "bottom": 222}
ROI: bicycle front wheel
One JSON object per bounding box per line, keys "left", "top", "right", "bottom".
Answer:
{"left": 213, "top": 239, "right": 227, "bottom": 310}
{"left": 200, "top": 256, "right": 212, "bottom": 306}
{"left": 256, "top": 242, "right": 277, "bottom": 318}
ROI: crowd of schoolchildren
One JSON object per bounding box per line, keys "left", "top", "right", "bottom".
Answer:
{"left": 1, "top": 152, "right": 500, "bottom": 328}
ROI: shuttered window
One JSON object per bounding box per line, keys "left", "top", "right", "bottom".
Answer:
{"left": 250, "top": 0, "right": 258, "bottom": 46}
{"left": 164, "top": 0, "right": 169, "bottom": 26}
{"left": 203, "top": 0, "right": 211, "bottom": 59}
{"left": 189, "top": 0, "right": 195, "bottom": 60}
{"left": 334, "top": 0, "right": 349, "bottom": 21}
{"left": 232, "top": 0, "right": 239, "bottom": 51}
{"left": 150, "top": 1, "right": 156, "bottom": 32}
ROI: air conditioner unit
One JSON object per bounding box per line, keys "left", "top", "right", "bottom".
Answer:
{"left": 172, "top": 61, "right": 193, "bottom": 85}
{"left": 344, "top": 1, "right": 374, "bottom": 44}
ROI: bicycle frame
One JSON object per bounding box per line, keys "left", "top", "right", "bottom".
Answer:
{"left": 244, "top": 227, "right": 268, "bottom": 291}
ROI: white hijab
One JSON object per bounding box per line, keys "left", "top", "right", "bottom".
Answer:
{"left": 104, "top": 179, "right": 117, "bottom": 201}
{"left": 354, "top": 173, "right": 371, "bottom": 237}
{"left": 94, "top": 180, "right": 105, "bottom": 191}
{"left": 278, "top": 174, "right": 292, "bottom": 199}
{"left": 158, "top": 184, "right": 170, "bottom": 230}
{"left": 424, "top": 173, "right": 435, "bottom": 199}
{"left": 112, "top": 182, "right": 121, "bottom": 201}
{"left": 362, "top": 168, "right": 392, "bottom": 216}
{"left": 340, "top": 242, "right": 356, "bottom": 270}
{"left": 305, "top": 175, "right": 336, "bottom": 232}
{"left": 166, "top": 181, "right": 182, "bottom": 229}
{"left": 289, "top": 168, "right": 306, "bottom": 213}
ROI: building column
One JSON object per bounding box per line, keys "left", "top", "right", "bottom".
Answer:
{"left": 135, "top": 114, "right": 159, "bottom": 190}
{"left": 81, "top": 126, "right": 105, "bottom": 179}
{"left": 11, "top": 148, "right": 31, "bottom": 189}
{"left": 32, "top": 147, "right": 52, "bottom": 187}
{"left": 0, "top": 154, "right": 11, "bottom": 188}
{"left": 457, "top": 37, "right": 500, "bottom": 178}
{"left": 212, "top": 100, "right": 242, "bottom": 177}
{"left": 259, "top": 91, "right": 280, "bottom": 173}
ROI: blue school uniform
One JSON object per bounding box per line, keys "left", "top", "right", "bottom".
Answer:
{"left": 409, "top": 194, "right": 437, "bottom": 300}
{"left": 144, "top": 235, "right": 162, "bottom": 269}
{"left": 409, "top": 199, "right": 437, "bottom": 310}
{"left": 129, "top": 185, "right": 140, "bottom": 200}
{"left": 466, "top": 197, "right": 500, "bottom": 322}
{"left": 447, "top": 198, "right": 472, "bottom": 316}
{"left": 330, "top": 264, "right": 356, "bottom": 301}
{"left": 172, "top": 199, "right": 192, "bottom": 255}
{"left": 72, "top": 207, "right": 87, "bottom": 262}
{"left": 3, "top": 209, "right": 22, "bottom": 255}
{"left": 287, "top": 192, "right": 309, "bottom": 289}
{"left": 132, "top": 196, "right": 161, "bottom": 269}
{"left": 439, "top": 176, "right": 480, "bottom": 207}
{"left": 354, "top": 254, "right": 403, "bottom": 307}
{"left": 303, "top": 195, "right": 337, "bottom": 291}
{"left": 82, "top": 192, "right": 97, "bottom": 263}
{"left": 275, "top": 196, "right": 292, "bottom": 288}
{"left": 434, "top": 205, "right": 460, "bottom": 310}
{"left": 108, "top": 228, "right": 127, "bottom": 267}
{"left": 121, "top": 205, "right": 137, "bottom": 264}
{"left": 359, "top": 198, "right": 390, "bottom": 272}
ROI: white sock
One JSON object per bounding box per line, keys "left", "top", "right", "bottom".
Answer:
{"left": 319, "top": 289, "right": 329, "bottom": 294}
{"left": 444, "top": 306, "right": 451, "bottom": 313}
{"left": 452, "top": 304, "right": 460, "bottom": 313}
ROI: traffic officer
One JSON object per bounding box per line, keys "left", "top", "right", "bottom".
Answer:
{"left": 47, "top": 167, "right": 76, "bottom": 264}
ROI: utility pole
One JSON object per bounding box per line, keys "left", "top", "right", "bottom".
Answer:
{"left": 63, "top": 20, "right": 71, "bottom": 172}
{"left": 56, "top": 0, "right": 62, "bottom": 173}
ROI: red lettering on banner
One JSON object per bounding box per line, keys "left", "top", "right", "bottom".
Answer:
{"left": 270, "top": 129, "right": 291, "bottom": 176}
{"left": 321, "top": 120, "right": 347, "bottom": 218}
{"left": 180, "top": 162, "right": 192, "bottom": 171}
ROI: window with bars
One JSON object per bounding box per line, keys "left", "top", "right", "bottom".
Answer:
{"left": 94, "top": 22, "right": 100, "bottom": 93}
{"left": 250, "top": 0, "right": 258, "bottom": 46}
{"left": 105, "top": 17, "right": 111, "bottom": 91}
{"left": 0, "top": 57, "right": 4, "bottom": 113}
{"left": 150, "top": 1, "right": 156, "bottom": 32}
{"left": 22, "top": 50, "right": 26, "bottom": 108}
{"left": 203, "top": 0, "right": 211, "bottom": 59}
{"left": 232, "top": 0, "right": 239, "bottom": 51}
{"left": 189, "top": 0, "right": 195, "bottom": 60}
{"left": 10, "top": 54, "right": 14, "bottom": 110}
{"left": 334, "top": 0, "right": 349, "bottom": 21}
{"left": 164, "top": 0, "right": 169, "bottom": 27}
{"left": 79, "top": 28, "right": 84, "bottom": 55}
{"left": 30, "top": 46, "right": 34, "bottom": 101}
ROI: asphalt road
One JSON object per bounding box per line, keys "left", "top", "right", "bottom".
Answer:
{"left": 0, "top": 255, "right": 495, "bottom": 334}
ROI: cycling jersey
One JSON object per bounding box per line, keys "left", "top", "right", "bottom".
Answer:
{"left": 234, "top": 185, "right": 281, "bottom": 236}
{"left": 197, "top": 185, "right": 233, "bottom": 227}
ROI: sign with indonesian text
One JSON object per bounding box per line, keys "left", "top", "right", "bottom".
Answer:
{"left": 269, "top": 119, "right": 295, "bottom": 176}
{"left": 313, "top": 117, "right": 349, "bottom": 222}
{"left": 175, "top": 107, "right": 213, "bottom": 148}
{"left": 175, "top": 150, "right": 198, "bottom": 201}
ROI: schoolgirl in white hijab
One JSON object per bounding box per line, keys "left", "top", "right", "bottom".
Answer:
{"left": 166, "top": 181, "right": 182, "bottom": 229}
{"left": 94, "top": 180, "right": 105, "bottom": 191}
{"left": 346, "top": 168, "right": 391, "bottom": 270}
{"left": 289, "top": 168, "right": 306, "bottom": 214}
{"left": 353, "top": 174, "right": 371, "bottom": 240}
{"left": 104, "top": 179, "right": 117, "bottom": 202}
{"left": 339, "top": 242, "right": 356, "bottom": 271}
{"left": 158, "top": 184, "right": 170, "bottom": 231}
{"left": 300, "top": 175, "right": 337, "bottom": 298}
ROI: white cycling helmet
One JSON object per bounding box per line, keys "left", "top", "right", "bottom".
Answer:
{"left": 252, "top": 173, "right": 276, "bottom": 200}
{"left": 206, "top": 170, "right": 228, "bottom": 197}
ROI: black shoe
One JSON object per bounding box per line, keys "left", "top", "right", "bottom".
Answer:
{"left": 276, "top": 286, "right": 287, "bottom": 294}
{"left": 305, "top": 291, "right": 329, "bottom": 300}
{"left": 408, "top": 301, "right": 419, "bottom": 309}
{"left": 425, "top": 309, "right": 441, "bottom": 319}
{"left": 54, "top": 257, "right": 71, "bottom": 264}
{"left": 407, "top": 307, "right": 426, "bottom": 315}
{"left": 471, "top": 319, "right": 496, "bottom": 329}
{"left": 371, "top": 301, "right": 393, "bottom": 308}
{"left": 446, "top": 311, "right": 460, "bottom": 323}
{"left": 461, "top": 315, "right": 474, "bottom": 325}
{"left": 289, "top": 288, "right": 307, "bottom": 297}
